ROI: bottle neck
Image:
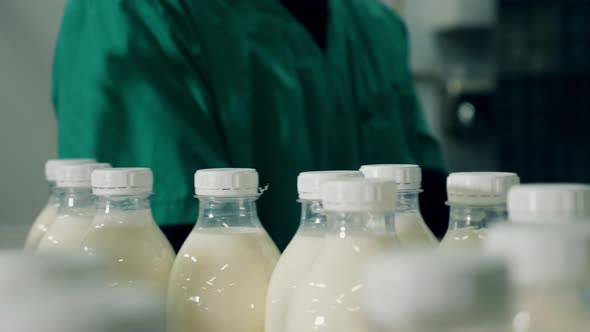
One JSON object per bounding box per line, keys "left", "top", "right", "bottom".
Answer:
{"left": 94, "top": 195, "right": 153, "bottom": 225}
{"left": 447, "top": 204, "right": 507, "bottom": 231}
{"left": 396, "top": 190, "right": 421, "bottom": 214}
{"left": 47, "top": 181, "right": 61, "bottom": 205}
{"left": 325, "top": 210, "right": 396, "bottom": 238}
{"left": 56, "top": 187, "right": 96, "bottom": 213}
{"left": 96, "top": 195, "right": 152, "bottom": 212}
{"left": 298, "top": 200, "right": 327, "bottom": 233}
{"left": 196, "top": 196, "right": 261, "bottom": 229}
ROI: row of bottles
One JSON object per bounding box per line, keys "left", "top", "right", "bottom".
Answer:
{"left": 37, "top": 162, "right": 111, "bottom": 250}
{"left": 25, "top": 158, "right": 96, "bottom": 248}
{"left": 21, "top": 159, "right": 590, "bottom": 331}
{"left": 29, "top": 162, "right": 175, "bottom": 302}
{"left": 268, "top": 168, "right": 522, "bottom": 331}
{"left": 364, "top": 183, "right": 590, "bottom": 332}
{"left": 266, "top": 171, "right": 365, "bottom": 332}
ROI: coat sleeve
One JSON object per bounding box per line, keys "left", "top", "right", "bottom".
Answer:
{"left": 52, "top": 0, "right": 230, "bottom": 224}
{"left": 344, "top": 0, "right": 446, "bottom": 172}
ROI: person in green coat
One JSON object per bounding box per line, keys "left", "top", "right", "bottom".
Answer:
{"left": 53, "top": 0, "right": 447, "bottom": 251}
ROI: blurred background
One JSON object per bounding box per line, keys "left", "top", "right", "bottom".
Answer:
{"left": 1, "top": 0, "right": 589, "bottom": 241}
{"left": 0, "top": 0, "right": 66, "bottom": 245}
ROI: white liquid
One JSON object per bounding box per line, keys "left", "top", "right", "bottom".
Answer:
{"left": 285, "top": 234, "right": 399, "bottom": 332}
{"left": 25, "top": 203, "right": 59, "bottom": 249}
{"left": 266, "top": 231, "right": 325, "bottom": 332}
{"left": 395, "top": 213, "right": 438, "bottom": 249}
{"left": 167, "top": 227, "right": 280, "bottom": 332}
{"left": 37, "top": 214, "right": 93, "bottom": 252}
{"left": 439, "top": 227, "right": 486, "bottom": 250}
{"left": 81, "top": 211, "right": 175, "bottom": 297}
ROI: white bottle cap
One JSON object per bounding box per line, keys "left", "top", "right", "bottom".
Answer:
{"left": 194, "top": 168, "right": 258, "bottom": 197}
{"left": 508, "top": 184, "right": 590, "bottom": 223}
{"left": 297, "top": 171, "right": 363, "bottom": 200}
{"left": 485, "top": 223, "right": 590, "bottom": 287}
{"left": 447, "top": 172, "right": 520, "bottom": 205}
{"left": 55, "top": 163, "right": 111, "bottom": 188}
{"left": 363, "top": 252, "right": 511, "bottom": 331}
{"left": 320, "top": 178, "right": 397, "bottom": 212}
{"left": 92, "top": 168, "right": 153, "bottom": 196}
{"left": 360, "top": 164, "right": 421, "bottom": 190}
{"left": 45, "top": 159, "right": 96, "bottom": 182}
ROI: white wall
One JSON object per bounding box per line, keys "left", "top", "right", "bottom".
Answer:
{"left": 0, "top": 0, "right": 66, "bottom": 236}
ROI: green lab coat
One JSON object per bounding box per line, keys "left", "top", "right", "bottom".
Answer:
{"left": 53, "top": 0, "right": 444, "bottom": 250}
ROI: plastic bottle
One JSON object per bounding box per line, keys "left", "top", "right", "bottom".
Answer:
{"left": 167, "top": 168, "right": 280, "bottom": 332}
{"left": 508, "top": 184, "right": 590, "bottom": 224}
{"left": 81, "top": 168, "right": 175, "bottom": 298}
{"left": 485, "top": 184, "right": 590, "bottom": 331}
{"left": 360, "top": 164, "right": 437, "bottom": 248}
{"left": 363, "top": 252, "right": 512, "bottom": 332}
{"left": 37, "top": 163, "right": 110, "bottom": 251}
{"left": 285, "top": 178, "right": 400, "bottom": 332}
{"left": 486, "top": 223, "right": 590, "bottom": 331}
{"left": 439, "top": 172, "right": 519, "bottom": 250}
{"left": 265, "top": 170, "right": 363, "bottom": 332}
{"left": 25, "top": 158, "right": 95, "bottom": 249}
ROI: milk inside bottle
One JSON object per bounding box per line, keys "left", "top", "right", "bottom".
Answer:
{"left": 485, "top": 224, "right": 590, "bottom": 331}
{"left": 439, "top": 172, "right": 519, "bottom": 250}
{"left": 363, "top": 252, "right": 512, "bottom": 332}
{"left": 266, "top": 170, "right": 363, "bottom": 332}
{"left": 25, "top": 159, "right": 95, "bottom": 249}
{"left": 37, "top": 163, "right": 110, "bottom": 252}
{"left": 285, "top": 178, "right": 400, "bottom": 332}
{"left": 360, "top": 164, "right": 437, "bottom": 248}
{"left": 508, "top": 184, "right": 590, "bottom": 224}
{"left": 167, "top": 168, "right": 280, "bottom": 332}
{"left": 81, "top": 168, "right": 175, "bottom": 298}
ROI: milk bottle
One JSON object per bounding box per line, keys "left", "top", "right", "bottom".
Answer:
{"left": 266, "top": 170, "right": 363, "bottom": 332}
{"left": 360, "top": 164, "right": 437, "bottom": 248}
{"left": 37, "top": 163, "right": 110, "bottom": 251}
{"left": 81, "top": 168, "right": 175, "bottom": 298}
{"left": 439, "top": 172, "right": 519, "bottom": 250}
{"left": 485, "top": 223, "right": 590, "bottom": 331}
{"left": 363, "top": 252, "right": 512, "bottom": 332}
{"left": 167, "top": 168, "right": 280, "bottom": 332}
{"left": 285, "top": 178, "right": 400, "bottom": 332}
{"left": 25, "top": 159, "right": 95, "bottom": 249}
{"left": 508, "top": 184, "right": 590, "bottom": 224}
